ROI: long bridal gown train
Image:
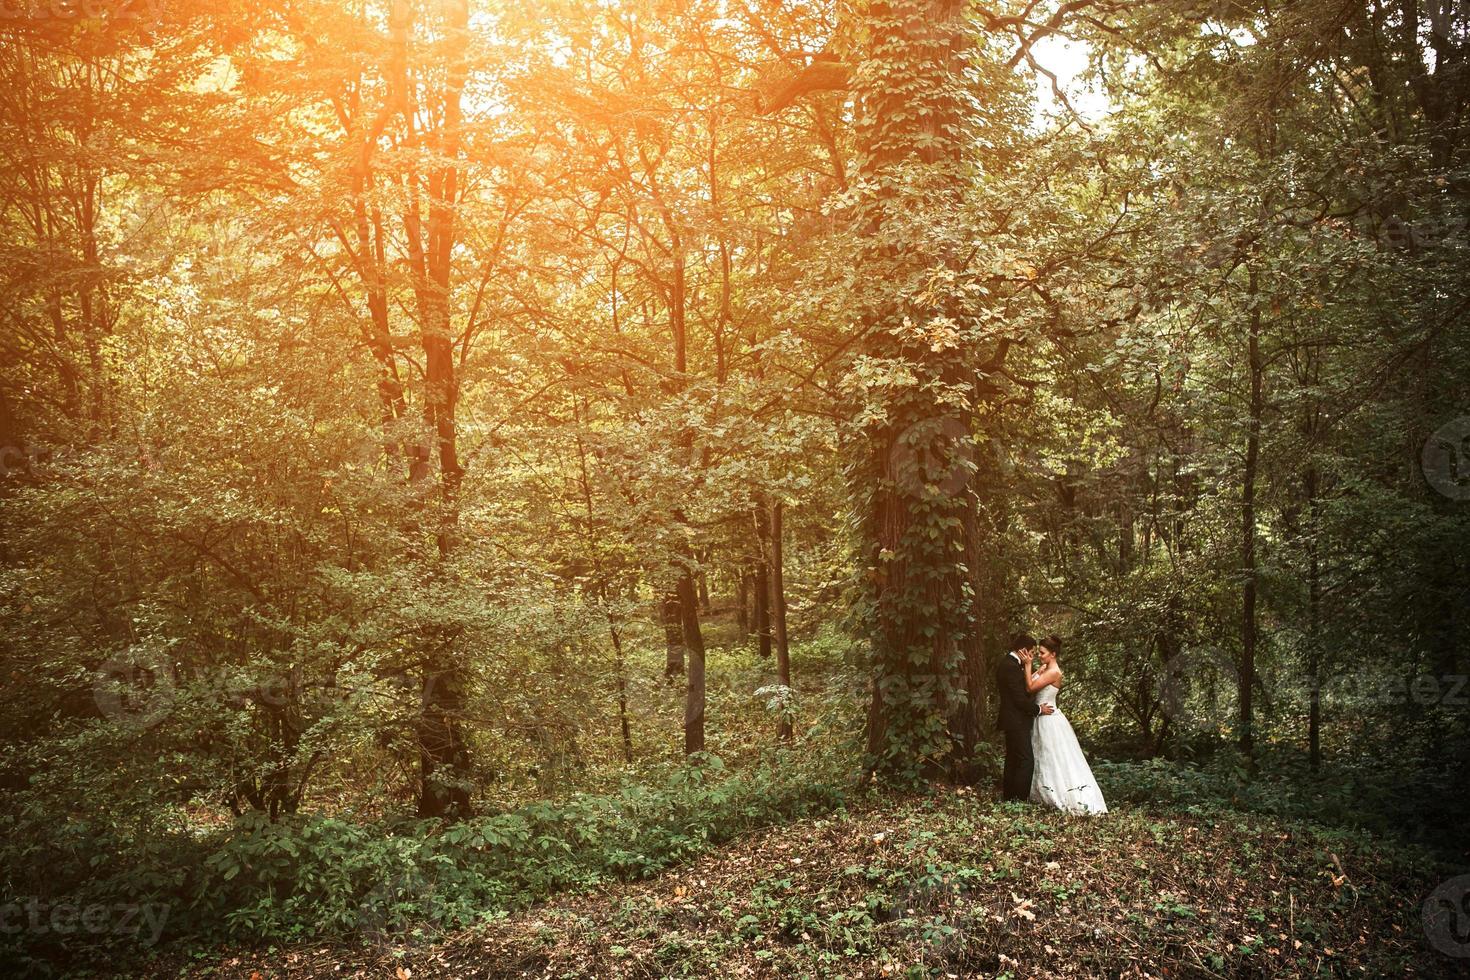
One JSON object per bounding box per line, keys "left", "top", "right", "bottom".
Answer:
{"left": 1030, "top": 683, "right": 1108, "bottom": 815}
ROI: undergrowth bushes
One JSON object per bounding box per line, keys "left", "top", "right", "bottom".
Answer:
{"left": 1096, "top": 745, "right": 1469, "bottom": 861}
{"left": 0, "top": 753, "right": 847, "bottom": 971}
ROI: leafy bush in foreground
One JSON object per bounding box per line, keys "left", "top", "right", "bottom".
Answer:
{"left": 0, "top": 754, "right": 847, "bottom": 972}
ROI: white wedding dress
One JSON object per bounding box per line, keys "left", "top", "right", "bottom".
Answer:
{"left": 1030, "top": 683, "right": 1107, "bottom": 815}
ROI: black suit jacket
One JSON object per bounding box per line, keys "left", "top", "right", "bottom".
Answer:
{"left": 994, "top": 653, "right": 1041, "bottom": 733}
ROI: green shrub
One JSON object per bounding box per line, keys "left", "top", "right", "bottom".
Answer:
{"left": 1096, "top": 744, "right": 1468, "bottom": 861}
{"left": 0, "top": 753, "right": 847, "bottom": 971}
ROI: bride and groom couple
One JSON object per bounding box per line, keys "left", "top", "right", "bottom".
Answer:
{"left": 995, "top": 633, "right": 1108, "bottom": 815}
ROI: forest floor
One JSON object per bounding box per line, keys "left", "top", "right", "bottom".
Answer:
{"left": 158, "top": 789, "right": 1465, "bottom": 979}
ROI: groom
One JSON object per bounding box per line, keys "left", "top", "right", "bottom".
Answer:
{"left": 996, "top": 633, "right": 1055, "bottom": 801}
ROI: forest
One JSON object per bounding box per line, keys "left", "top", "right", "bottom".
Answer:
{"left": 1, "top": 0, "right": 1467, "bottom": 976}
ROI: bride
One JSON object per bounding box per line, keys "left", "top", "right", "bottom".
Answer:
{"left": 1023, "top": 635, "right": 1107, "bottom": 815}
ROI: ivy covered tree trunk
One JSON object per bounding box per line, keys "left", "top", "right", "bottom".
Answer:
{"left": 951, "top": 457, "right": 1006, "bottom": 778}
{"left": 853, "top": 0, "right": 981, "bottom": 782}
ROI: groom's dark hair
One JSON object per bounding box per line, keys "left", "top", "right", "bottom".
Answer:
{"left": 1010, "top": 633, "right": 1036, "bottom": 652}
{"left": 1041, "top": 634, "right": 1062, "bottom": 655}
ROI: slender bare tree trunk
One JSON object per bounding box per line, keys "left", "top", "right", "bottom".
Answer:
{"left": 661, "top": 591, "right": 685, "bottom": 679}
{"left": 1306, "top": 464, "right": 1322, "bottom": 772}
{"left": 610, "top": 623, "right": 634, "bottom": 763}
{"left": 769, "top": 500, "right": 793, "bottom": 741}
{"left": 678, "top": 561, "right": 707, "bottom": 755}
{"left": 753, "top": 505, "right": 773, "bottom": 658}
{"left": 1239, "top": 269, "right": 1263, "bottom": 761}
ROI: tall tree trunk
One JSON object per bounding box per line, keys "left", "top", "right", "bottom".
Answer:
{"left": 645, "top": 180, "right": 711, "bottom": 754}
{"left": 856, "top": 0, "right": 979, "bottom": 781}
{"left": 952, "top": 456, "right": 1001, "bottom": 780}
{"left": 398, "top": 0, "right": 474, "bottom": 819}
{"left": 697, "top": 548, "right": 712, "bottom": 614}
{"left": 1305, "top": 464, "right": 1322, "bottom": 772}
{"left": 1239, "top": 271, "right": 1263, "bottom": 761}
{"left": 416, "top": 664, "right": 472, "bottom": 819}
{"left": 661, "top": 591, "right": 685, "bottom": 679}
{"left": 736, "top": 567, "right": 750, "bottom": 636}
{"left": 768, "top": 499, "right": 793, "bottom": 741}
{"left": 0, "top": 384, "right": 24, "bottom": 481}
{"left": 78, "top": 177, "right": 112, "bottom": 444}
{"left": 677, "top": 558, "right": 708, "bottom": 755}
{"left": 610, "top": 623, "right": 634, "bottom": 763}
{"left": 753, "top": 505, "right": 773, "bottom": 658}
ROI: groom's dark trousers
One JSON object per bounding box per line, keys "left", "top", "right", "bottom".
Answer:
{"left": 995, "top": 653, "right": 1041, "bottom": 801}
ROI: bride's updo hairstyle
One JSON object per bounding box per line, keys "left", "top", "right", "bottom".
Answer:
{"left": 1040, "top": 635, "right": 1062, "bottom": 657}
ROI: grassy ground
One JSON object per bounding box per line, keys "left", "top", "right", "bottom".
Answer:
{"left": 163, "top": 789, "right": 1463, "bottom": 979}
